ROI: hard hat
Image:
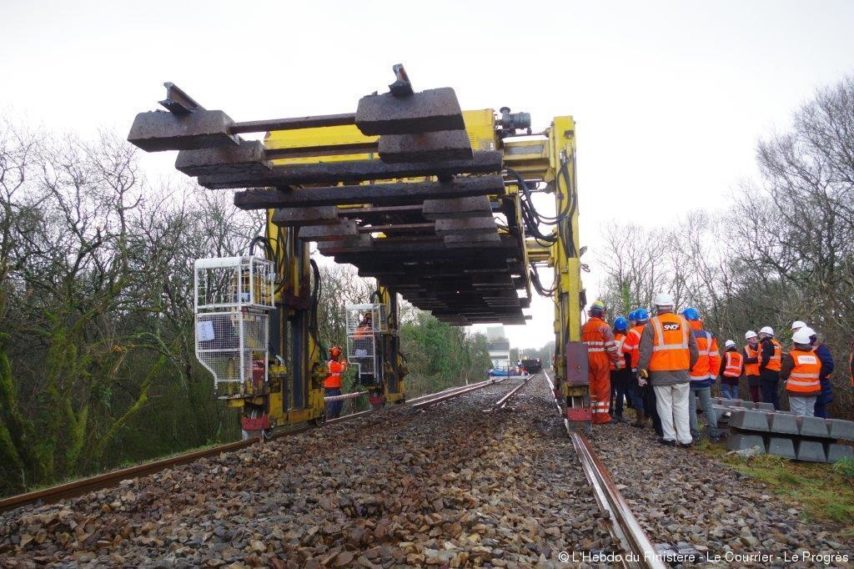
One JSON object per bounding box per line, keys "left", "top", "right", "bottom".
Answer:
{"left": 614, "top": 316, "right": 629, "bottom": 332}
{"left": 725, "top": 340, "right": 736, "bottom": 349}
{"left": 628, "top": 309, "right": 638, "bottom": 321}
{"left": 682, "top": 307, "right": 701, "bottom": 321}
{"left": 791, "top": 320, "right": 806, "bottom": 331}
{"left": 591, "top": 300, "right": 606, "bottom": 310}
{"left": 329, "top": 345, "right": 342, "bottom": 358}
{"left": 759, "top": 326, "right": 774, "bottom": 336}
{"left": 744, "top": 330, "right": 757, "bottom": 340}
{"left": 635, "top": 308, "right": 650, "bottom": 322}
{"left": 792, "top": 327, "right": 815, "bottom": 345}
{"left": 653, "top": 293, "right": 674, "bottom": 306}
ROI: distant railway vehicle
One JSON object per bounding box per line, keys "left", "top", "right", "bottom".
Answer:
{"left": 520, "top": 358, "right": 542, "bottom": 374}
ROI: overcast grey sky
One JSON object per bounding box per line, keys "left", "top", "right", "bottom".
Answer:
{"left": 2, "top": 0, "right": 853, "bottom": 349}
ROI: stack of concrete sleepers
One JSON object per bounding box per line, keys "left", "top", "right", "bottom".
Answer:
{"left": 705, "top": 398, "right": 772, "bottom": 434}
{"left": 719, "top": 401, "right": 854, "bottom": 462}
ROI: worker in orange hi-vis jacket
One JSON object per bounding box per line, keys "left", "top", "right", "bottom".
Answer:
{"left": 581, "top": 300, "right": 623, "bottom": 424}
{"left": 637, "top": 293, "right": 699, "bottom": 447}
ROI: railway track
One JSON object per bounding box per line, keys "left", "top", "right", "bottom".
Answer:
{"left": 0, "top": 377, "right": 509, "bottom": 514}
{"left": 543, "top": 371, "right": 665, "bottom": 569}
{"left": 1, "top": 373, "right": 665, "bottom": 568}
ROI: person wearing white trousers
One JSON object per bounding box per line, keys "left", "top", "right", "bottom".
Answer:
{"left": 636, "top": 294, "right": 700, "bottom": 448}
{"left": 654, "top": 383, "right": 692, "bottom": 445}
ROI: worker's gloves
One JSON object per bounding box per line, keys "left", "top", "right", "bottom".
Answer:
{"left": 615, "top": 360, "right": 626, "bottom": 370}
{"left": 638, "top": 369, "right": 649, "bottom": 387}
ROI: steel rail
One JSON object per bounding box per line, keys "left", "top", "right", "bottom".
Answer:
{"left": 0, "top": 376, "right": 515, "bottom": 514}
{"left": 492, "top": 373, "right": 534, "bottom": 409}
{"left": 543, "top": 371, "right": 665, "bottom": 569}
{"left": 410, "top": 377, "right": 500, "bottom": 408}
{"left": 323, "top": 390, "right": 369, "bottom": 402}
{"left": 229, "top": 113, "right": 357, "bottom": 134}
{"left": 0, "top": 426, "right": 309, "bottom": 514}
{"left": 407, "top": 377, "right": 501, "bottom": 405}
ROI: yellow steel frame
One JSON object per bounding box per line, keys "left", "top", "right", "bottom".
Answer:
{"left": 505, "top": 116, "right": 582, "bottom": 397}
{"left": 230, "top": 110, "right": 582, "bottom": 428}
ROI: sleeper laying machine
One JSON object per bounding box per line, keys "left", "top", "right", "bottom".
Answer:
{"left": 127, "top": 65, "right": 589, "bottom": 434}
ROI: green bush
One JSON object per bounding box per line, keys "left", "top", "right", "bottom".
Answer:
{"left": 832, "top": 456, "right": 854, "bottom": 478}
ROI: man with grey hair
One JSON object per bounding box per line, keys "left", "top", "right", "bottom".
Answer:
{"left": 637, "top": 293, "right": 699, "bottom": 447}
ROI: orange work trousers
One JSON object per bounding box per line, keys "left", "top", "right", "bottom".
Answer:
{"left": 588, "top": 353, "right": 612, "bottom": 424}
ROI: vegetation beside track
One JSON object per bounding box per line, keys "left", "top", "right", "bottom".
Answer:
{"left": 697, "top": 441, "right": 854, "bottom": 533}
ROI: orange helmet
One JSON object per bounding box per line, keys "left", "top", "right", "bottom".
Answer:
{"left": 329, "top": 346, "right": 342, "bottom": 358}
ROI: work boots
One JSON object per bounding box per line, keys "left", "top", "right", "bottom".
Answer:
{"left": 632, "top": 409, "right": 645, "bottom": 429}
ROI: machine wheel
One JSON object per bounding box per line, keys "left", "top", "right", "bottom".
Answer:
{"left": 311, "top": 414, "right": 326, "bottom": 427}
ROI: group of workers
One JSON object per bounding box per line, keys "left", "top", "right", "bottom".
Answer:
{"left": 582, "top": 294, "right": 852, "bottom": 447}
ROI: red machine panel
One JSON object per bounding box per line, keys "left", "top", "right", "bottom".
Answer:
{"left": 565, "top": 341, "right": 589, "bottom": 386}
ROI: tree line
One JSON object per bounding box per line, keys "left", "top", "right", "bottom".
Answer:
{"left": 598, "top": 77, "right": 853, "bottom": 419}
{"left": 0, "top": 124, "right": 491, "bottom": 496}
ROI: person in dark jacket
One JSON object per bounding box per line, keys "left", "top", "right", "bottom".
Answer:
{"left": 791, "top": 321, "right": 834, "bottom": 417}
{"left": 758, "top": 326, "right": 783, "bottom": 409}
{"left": 742, "top": 330, "right": 762, "bottom": 403}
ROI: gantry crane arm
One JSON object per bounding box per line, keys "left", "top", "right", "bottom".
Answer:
{"left": 127, "top": 66, "right": 585, "bottom": 435}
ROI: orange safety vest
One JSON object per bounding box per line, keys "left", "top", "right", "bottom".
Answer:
{"left": 723, "top": 351, "right": 743, "bottom": 378}
{"left": 648, "top": 313, "right": 691, "bottom": 372}
{"left": 610, "top": 332, "right": 627, "bottom": 371}
{"left": 324, "top": 359, "right": 346, "bottom": 389}
{"left": 622, "top": 324, "right": 644, "bottom": 370}
{"left": 689, "top": 324, "right": 713, "bottom": 380}
{"left": 763, "top": 339, "right": 783, "bottom": 372}
{"left": 354, "top": 323, "right": 373, "bottom": 339}
{"left": 786, "top": 348, "right": 821, "bottom": 396}
{"left": 582, "top": 317, "right": 618, "bottom": 364}
{"left": 744, "top": 344, "right": 760, "bottom": 376}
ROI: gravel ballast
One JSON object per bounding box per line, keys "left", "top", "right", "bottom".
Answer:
{"left": 588, "top": 401, "right": 852, "bottom": 568}
{"left": 2, "top": 377, "right": 623, "bottom": 568}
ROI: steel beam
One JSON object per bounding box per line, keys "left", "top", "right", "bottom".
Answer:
{"left": 233, "top": 176, "right": 505, "bottom": 210}
{"left": 357, "top": 223, "right": 435, "bottom": 234}
{"left": 200, "top": 151, "right": 503, "bottom": 189}
{"left": 230, "top": 113, "right": 356, "bottom": 134}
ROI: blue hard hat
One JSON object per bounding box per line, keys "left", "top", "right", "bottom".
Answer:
{"left": 614, "top": 316, "right": 629, "bottom": 332}
{"left": 682, "top": 307, "right": 701, "bottom": 321}
{"left": 635, "top": 308, "right": 650, "bottom": 322}
{"left": 628, "top": 309, "right": 638, "bottom": 321}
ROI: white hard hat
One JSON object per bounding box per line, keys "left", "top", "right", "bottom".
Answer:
{"left": 653, "top": 292, "right": 674, "bottom": 306}
{"left": 759, "top": 326, "right": 774, "bottom": 336}
{"left": 792, "top": 327, "right": 815, "bottom": 345}
{"left": 725, "top": 340, "right": 736, "bottom": 349}
{"left": 791, "top": 320, "right": 806, "bottom": 330}
{"left": 744, "top": 330, "right": 758, "bottom": 340}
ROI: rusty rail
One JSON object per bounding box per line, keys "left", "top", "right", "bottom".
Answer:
{"left": 0, "top": 428, "right": 307, "bottom": 514}
{"left": 543, "top": 371, "right": 665, "bottom": 569}
{"left": 492, "top": 374, "right": 533, "bottom": 409}
{"left": 0, "top": 377, "right": 516, "bottom": 514}
{"left": 410, "top": 377, "right": 500, "bottom": 408}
